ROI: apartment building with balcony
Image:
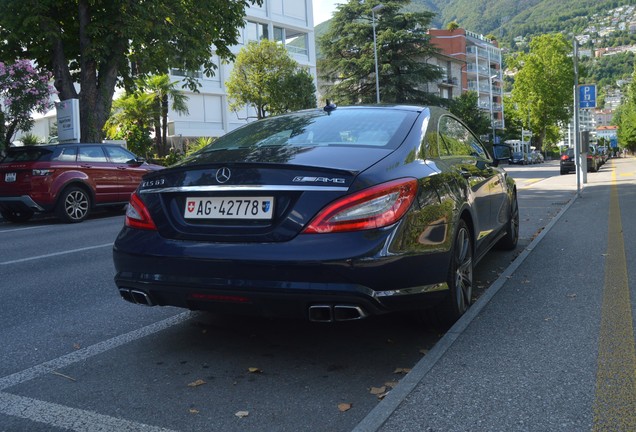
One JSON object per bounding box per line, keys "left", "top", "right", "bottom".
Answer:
{"left": 422, "top": 52, "right": 465, "bottom": 100}
{"left": 166, "top": 0, "right": 317, "bottom": 147}
{"left": 428, "top": 28, "right": 505, "bottom": 140}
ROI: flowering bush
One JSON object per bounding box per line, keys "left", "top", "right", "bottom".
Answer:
{"left": 0, "top": 60, "right": 56, "bottom": 149}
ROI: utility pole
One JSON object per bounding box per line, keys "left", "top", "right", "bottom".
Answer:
{"left": 573, "top": 39, "right": 582, "bottom": 197}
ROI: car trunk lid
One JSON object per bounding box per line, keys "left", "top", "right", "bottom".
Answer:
{"left": 138, "top": 146, "right": 394, "bottom": 242}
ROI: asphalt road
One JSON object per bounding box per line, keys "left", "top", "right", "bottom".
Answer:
{"left": 0, "top": 161, "right": 569, "bottom": 432}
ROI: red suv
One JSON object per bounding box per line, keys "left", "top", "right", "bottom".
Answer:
{"left": 0, "top": 144, "right": 163, "bottom": 223}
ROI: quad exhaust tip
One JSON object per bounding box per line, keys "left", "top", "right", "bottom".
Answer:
{"left": 119, "top": 288, "right": 154, "bottom": 306}
{"left": 308, "top": 304, "right": 368, "bottom": 322}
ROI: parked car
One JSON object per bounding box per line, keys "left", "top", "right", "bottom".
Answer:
{"left": 0, "top": 143, "right": 163, "bottom": 223}
{"left": 589, "top": 145, "right": 604, "bottom": 168}
{"left": 560, "top": 147, "right": 600, "bottom": 175}
{"left": 113, "top": 105, "right": 518, "bottom": 323}
{"left": 510, "top": 152, "right": 528, "bottom": 165}
{"left": 529, "top": 151, "right": 544, "bottom": 164}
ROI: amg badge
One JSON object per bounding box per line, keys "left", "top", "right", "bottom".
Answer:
{"left": 293, "top": 176, "right": 346, "bottom": 184}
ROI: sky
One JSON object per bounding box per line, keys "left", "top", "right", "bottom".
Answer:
{"left": 312, "top": 0, "right": 340, "bottom": 25}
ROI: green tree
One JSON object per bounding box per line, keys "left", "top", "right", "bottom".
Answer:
{"left": 446, "top": 21, "right": 460, "bottom": 31}
{"left": 226, "top": 40, "right": 317, "bottom": 119}
{"left": 318, "top": 0, "right": 443, "bottom": 105}
{"left": 448, "top": 91, "right": 492, "bottom": 137}
{"left": 0, "top": 60, "right": 55, "bottom": 150}
{"left": 509, "top": 33, "right": 574, "bottom": 151}
{"left": 104, "top": 91, "right": 154, "bottom": 158}
{"left": 138, "top": 74, "right": 189, "bottom": 156}
{"left": 614, "top": 66, "right": 636, "bottom": 153}
{"left": 0, "top": 0, "right": 261, "bottom": 143}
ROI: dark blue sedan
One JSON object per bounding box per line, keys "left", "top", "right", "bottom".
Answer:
{"left": 113, "top": 105, "right": 518, "bottom": 323}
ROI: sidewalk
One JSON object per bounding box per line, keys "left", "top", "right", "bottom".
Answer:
{"left": 354, "top": 157, "right": 636, "bottom": 431}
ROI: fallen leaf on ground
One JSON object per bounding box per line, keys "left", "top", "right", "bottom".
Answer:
{"left": 567, "top": 293, "right": 577, "bottom": 299}
{"left": 51, "top": 371, "right": 76, "bottom": 382}
{"left": 248, "top": 367, "right": 262, "bottom": 374}
{"left": 189, "top": 409, "right": 199, "bottom": 414}
{"left": 393, "top": 368, "right": 411, "bottom": 374}
{"left": 187, "top": 379, "right": 206, "bottom": 387}
{"left": 385, "top": 381, "right": 399, "bottom": 389}
{"left": 419, "top": 348, "right": 429, "bottom": 355}
{"left": 338, "top": 403, "right": 352, "bottom": 412}
{"left": 370, "top": 386, "right": 386, "bottom": 395}
{"left": 235, "top": 411, "right": 249, "bottom": 418}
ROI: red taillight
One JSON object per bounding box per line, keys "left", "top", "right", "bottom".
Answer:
{"left": 303, "top": 178, "right": 418, "bottom": 234}
{"left": 561, "top": 155, "right": 569, "bottom": 161}
{"left": 125, "top": 192, "right": 157, "bottom": 231}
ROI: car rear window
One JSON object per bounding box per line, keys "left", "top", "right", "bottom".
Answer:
{"left": 1, "top": 147, "right": 54, "bottom": 163}
{"left": 198, "top": 108, "right": 417, "bottom": 154}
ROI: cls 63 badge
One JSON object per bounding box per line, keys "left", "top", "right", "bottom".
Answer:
{"left": 141, "top": 178, "right": 166, "bottom": 188}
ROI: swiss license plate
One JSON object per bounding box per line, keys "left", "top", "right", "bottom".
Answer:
{"left": 4, "top": 172, "right": 16, "bottom": 182}
{"left": 184, "top": 196, "right": 274, "bottom": 220}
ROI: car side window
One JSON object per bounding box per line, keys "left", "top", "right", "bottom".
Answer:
{"left": 78, "top": 146, "right": 108, "bottom": 163}
{"left": 105, "top": 146, "right": 136, "bottom": 163}
{"left": 51, "top": 146, "right": 78, "bottom": 162}
{"left": 438, "top": 116, "right": 488, "bottom": 159}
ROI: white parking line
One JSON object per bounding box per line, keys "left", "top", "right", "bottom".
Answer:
{"left": 0, "top": 243, "right": 113, "bottom": 265}
{"left": 0, "top": 312, "right": 191, "bottom": 431}
{"left": 0, "top": 225, "right": 51, "bottom": 233}
{"left": 0, "top": 313, "right": 191, "bottom": 390}
{"left": 0, "top": 392, "right": 179, "bottom": 432}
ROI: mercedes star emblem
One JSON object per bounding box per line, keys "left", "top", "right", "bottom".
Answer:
{"left": 215, "top": 167, "right": 231, "bottom": 184}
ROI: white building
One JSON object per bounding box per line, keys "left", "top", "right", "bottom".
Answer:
{"left": 166, "top": 0, "right": 317, "bottom": 147}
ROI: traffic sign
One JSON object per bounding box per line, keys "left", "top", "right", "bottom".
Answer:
{"left": 579, "top": 84, "right": 596, "bottom": 109}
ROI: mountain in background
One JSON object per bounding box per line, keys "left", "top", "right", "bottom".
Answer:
{"left": 316, "top": 0, "right": 635, "bottom": 48}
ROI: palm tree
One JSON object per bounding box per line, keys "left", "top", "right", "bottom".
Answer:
{"left": 138, "top": 74, "right": 189, "bottom": 156}
{"left": 104, "top": 91, "right": 155, "bottom": 157}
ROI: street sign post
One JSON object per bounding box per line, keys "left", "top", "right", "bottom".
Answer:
{"left": 579, "top": 84, "right": 596, "bottom": 109}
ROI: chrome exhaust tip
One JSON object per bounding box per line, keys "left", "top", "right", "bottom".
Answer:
{"left": 334, "top": 305, "right": 367, "bottom": 321}
{"left": 308, "top": 305, "right": 334, "bottom": 322}
{"left": 119, "top": 288, "right": 154, "bottom": 306}
{"left": 308, "top": 304, "right": 367, "bottom": 322}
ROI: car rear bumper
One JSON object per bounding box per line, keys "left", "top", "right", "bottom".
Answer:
{"left": 0, "top": 195, "right": 46, "bottom": 212}
{"left": 113, "top": 228, "right": 452, "bottom": 321}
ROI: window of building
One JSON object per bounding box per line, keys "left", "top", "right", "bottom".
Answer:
{"left": 170, "top": 68, "right": 203, "bottom": 79}
{"left": 273, "top": 27, "right": 308, "bottom": 58}
{"left": 245, "top": 21, "right": 269, "bottom": 43}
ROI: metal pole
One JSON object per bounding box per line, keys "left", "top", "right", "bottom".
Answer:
{"left": 372, "top": 4, "right": 384, "bottom": 104}
{"left": 573, "top": 39, "right": 581, "bottom": 197}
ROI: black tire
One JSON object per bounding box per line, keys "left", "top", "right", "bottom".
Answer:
{"left": 440, "top": 219, "right": 474, "bottom": 323}
{"left": 1, "top": 209, "right": 34, "bottom": 223}
{"left": 496, "top": 192, "right": 519, "bottom": 250}
{"left": 560, "top": 169, "right": 568, "bottom": 175}
{"left": 55, "top": 186, "right": 91, "bottom": 223}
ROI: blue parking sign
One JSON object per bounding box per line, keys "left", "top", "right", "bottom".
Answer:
{"left": 579, "top": 85, "right": 596, "bottom": 109}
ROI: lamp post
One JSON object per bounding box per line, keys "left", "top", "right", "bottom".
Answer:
{"left": 372, "top": 4, "right": 384, "bottom": 104}
{"left": 489, "top": 74, "right": 497, "bottom": 144}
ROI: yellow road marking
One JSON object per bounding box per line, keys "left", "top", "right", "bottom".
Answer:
{"left": 518, "top": 178, "right": 543, "bottom": 189}
{"left": 592, "top": 168, "right": 636, "bottom": 431}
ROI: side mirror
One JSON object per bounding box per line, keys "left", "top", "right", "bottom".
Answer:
{"left": 127, "top": 157, "right": 145, "bottom": 166}
{"left": 492, "top": 144, "right": 512, "bottom": 162}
